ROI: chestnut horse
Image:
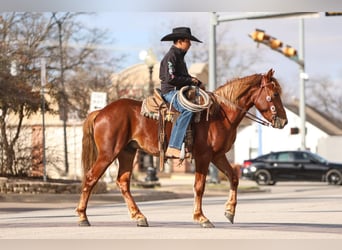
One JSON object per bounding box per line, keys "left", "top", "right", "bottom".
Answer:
{"left": 76, "top": 69, "right": 287, "bottom": 228}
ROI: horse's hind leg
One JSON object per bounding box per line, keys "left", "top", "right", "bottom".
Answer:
{"left": 76, "top": 153, "right": 114, "bottom": 226}
{"left": 117, "top": 149, "right": 149, "bottom": 227}
{"left": 212, "top": 155, "right": 239, "bottom": 224}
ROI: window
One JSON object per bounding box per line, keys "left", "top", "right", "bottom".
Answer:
{"left": 277, "top": 152, "right": 294, "bottom": 161}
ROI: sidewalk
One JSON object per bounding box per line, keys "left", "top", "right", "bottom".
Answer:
{"left": 0, "top": 173, "right": 261, "bottom": 211}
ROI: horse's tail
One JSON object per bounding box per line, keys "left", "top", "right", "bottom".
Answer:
{"left": 81, "top": 110, "right": 100, "bottom": 187}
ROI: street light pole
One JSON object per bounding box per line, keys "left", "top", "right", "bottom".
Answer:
{"left": 208, "top": 13, "right": 220, "bottom": 183}
{"left": 145, "top": 61, "right": 158, "bottom": 182}
{"left": 139, "top": 49, "right": 159, "bottom": 186}
{"left": 209, "top": 12, "right": 217, "bottom": 92}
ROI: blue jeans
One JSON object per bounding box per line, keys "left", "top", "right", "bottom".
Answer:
{"left": 163, "top": 90, "right": 193, "bottom": 150}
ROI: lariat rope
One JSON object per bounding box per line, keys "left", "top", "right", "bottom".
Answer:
{"left": 177, "top": 86, "right": 211, "bottom": 112}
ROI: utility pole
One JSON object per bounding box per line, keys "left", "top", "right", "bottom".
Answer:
{"left": 40, "top": 58, "right": 47, "bottom": 182}
{"left": 298, "top": 19, "right": 307, "bottom": 150}
{"left": 209, "top": 12, "right": 318, "bottom": 152}
{"left": 248, "top": 25, "right": 307, "bottom": 150}
{"left": 53, "top": 13, "right": 69, "bottom": 174}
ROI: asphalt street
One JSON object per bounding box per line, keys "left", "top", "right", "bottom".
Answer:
{"left": 0, "top": 176, "right": 342, "bottom": 239}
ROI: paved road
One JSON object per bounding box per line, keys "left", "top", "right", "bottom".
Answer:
{"left": 0, "top": 180, "right": 341, "bottom": 239}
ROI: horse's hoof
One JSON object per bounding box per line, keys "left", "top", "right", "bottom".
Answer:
{"left": 200, "top": 220, "right": 215, "bottom": 228}
{"left": 225, "top": 212, "right": 234, "bottom": 224}
{"left": 137, "top": 218, "right": 149, "bottom": 227}
{"left": 78, "top": 219, "right": 91, "bottom": 227}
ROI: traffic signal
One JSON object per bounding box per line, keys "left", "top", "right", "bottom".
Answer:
{"left": 249, "top": 29, "right": 269, "bottom": 42}
{"left": 269, "top": 37, "right": 283, "bottom": 49}
{"left": 283, "top": 45, "right": 297, "bottom": 57}
{"left": 249, "top": 29, "right": 286, "bottom": 52}
{"left": 290, "top": 127, "right": 299, "bottom": 135}
{"left": 325, "top": 12, "right": 342, "bottom": 16}
{"left": 249, "top": 29, "right": 303, "bottom": 66}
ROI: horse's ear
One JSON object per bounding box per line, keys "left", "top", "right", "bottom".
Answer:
{"left": 266, "top": 68, "right": 275, "bottom": 79}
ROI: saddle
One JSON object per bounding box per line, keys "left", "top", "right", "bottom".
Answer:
{"left": 141, "top": 88, "right": 178, "bottom": 122}
{"left": 141, "top": 88, "right": 202, "bottom": 171}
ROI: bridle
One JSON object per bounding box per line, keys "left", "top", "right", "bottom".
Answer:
{"left": 249, "top": 74, "right": 279, "bottom": 126}
{"left": 215, "top": 74, "right": 279, "bottom": 127}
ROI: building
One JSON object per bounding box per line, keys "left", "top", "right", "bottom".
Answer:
{"left": 234, "top": 100, "right": 342, "bottom": 164}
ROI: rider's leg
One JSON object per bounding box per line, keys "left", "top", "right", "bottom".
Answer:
{"left": 163, "top": 90, "right": 193, "bottom": 157}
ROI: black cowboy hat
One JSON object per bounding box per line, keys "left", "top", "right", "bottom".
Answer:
{"left": 161, "top": 27, "right": 202, "bottom": 43}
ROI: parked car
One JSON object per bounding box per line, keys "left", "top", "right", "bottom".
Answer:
{"left": 241, "top": 150, "right": 342, "bottom": 185}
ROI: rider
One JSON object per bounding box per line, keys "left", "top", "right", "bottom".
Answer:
{"left": 159, "top": 27, "right": 203, "bottom": 158}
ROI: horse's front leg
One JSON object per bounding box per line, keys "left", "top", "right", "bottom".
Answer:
{"left": 193, "top": 166, "right": 215, "bottom": 228}
{"left": 212, "top": 155, "right": 239, "bottom": 224}
{"left": 117, "top": 150, "right": 148, "bottom": 227}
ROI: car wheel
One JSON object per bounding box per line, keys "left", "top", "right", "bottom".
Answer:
{"left": 255, "top": 169, "right": 274, "bottom": 185}
{"left": 268, "top": 180, "right": 277, "bottom": 185}
{"left": 326, "top": 169, "right": 342, "bottom": 185}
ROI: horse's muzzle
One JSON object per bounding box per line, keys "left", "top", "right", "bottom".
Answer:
{"left": 272, "top": 117, "right": 288, "bottom": 129}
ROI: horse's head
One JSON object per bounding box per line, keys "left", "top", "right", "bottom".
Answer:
{"left": 253, "top": 69, "right": 288, "bottom": 129}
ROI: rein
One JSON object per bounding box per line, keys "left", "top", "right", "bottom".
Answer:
{"left": 244, "top": 111, "right": 271, "bottom": 127}
{"left": 215, "top": 93, "right": 271, "bottom": 127}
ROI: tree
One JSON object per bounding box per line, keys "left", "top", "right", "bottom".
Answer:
{"left": 43, "top": 12, "right": 124, "bottom": 173}
{"left": 0, "top": 78, "right": 42, "bottom": 175}
{"left": 46, "top": 12, "right": 121, "bottom": 115}
{"left": 306, "top": 76, "right": 342, "bottom": 123}
{"left": 0, "top": 12, "right": 124, "bottom": 176}
{"left": 67, "top": 57, "right": 117, "bottom": 119}
{"left": 0, "top": 13, "right": 53, "bottom": 176}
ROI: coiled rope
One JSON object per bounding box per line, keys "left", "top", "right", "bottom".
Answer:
{"left": 176, "top": 86, "right": 211, "bottom": 112}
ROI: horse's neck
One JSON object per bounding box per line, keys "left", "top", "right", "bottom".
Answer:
{"left": 214, "top": 85, "right": 255, "bottom": 114}
{"left": 214, "top": 81, "right": 257, "bottom": 126}
{"left": 219, "top": 99, "right": 253, "bottom": 127}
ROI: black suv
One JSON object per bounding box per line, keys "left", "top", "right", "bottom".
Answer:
{"left": 241, "top": 150, "right": 342, "bottom": 185}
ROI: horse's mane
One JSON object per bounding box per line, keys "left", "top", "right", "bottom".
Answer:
{"left": 213, "top": 73, "right": 282, "bottom": 105}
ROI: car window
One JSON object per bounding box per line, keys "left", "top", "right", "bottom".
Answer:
{"left": 294, "top": 152, "right": 307, "bottom": 161}
{"left": 276, "top": 152, "right": 294, "bottom": 161}
{"left": 257, "top": 154, "right": 272, "bottom": 161}
{"left": 263, "top": 154, "right": 277, "bottom": 161}
{"left": 269, "top": 154, "right": 277, "bottom": 160}
{"left": 307, "top": 152, "right": 327, "bottom": 163}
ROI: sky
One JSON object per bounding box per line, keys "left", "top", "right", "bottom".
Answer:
{"left": 79, "top": 12, "right": 342, "bottom": 97}
{"left": 0, "top": 0, "right": 341, "bottom": 95}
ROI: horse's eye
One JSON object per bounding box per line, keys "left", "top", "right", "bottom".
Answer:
{"left": 273, "top": 93, "right": 279, "bottom": 97}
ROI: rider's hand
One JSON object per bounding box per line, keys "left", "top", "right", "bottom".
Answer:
{"left": 191, "top": 77, "right": 205, "bottom": 90}
{"left": 191, "top": 77, "right": 202, "bottom": 86}
{"left": 191, "top": 77, "right": 200, "bottom": 85}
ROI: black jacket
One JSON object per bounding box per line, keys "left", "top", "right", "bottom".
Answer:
{"left": 159, "top": 45, "right": 193, "bottom": 95}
